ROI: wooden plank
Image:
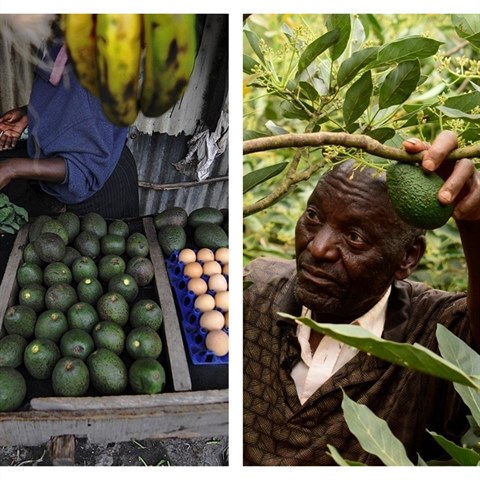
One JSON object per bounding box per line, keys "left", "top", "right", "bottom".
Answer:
{"left": 31, "top": 389, "right": 228, "bottom": 411}
{"left": 0, "top": 224, "right": 29, "bottom": 332}
{"left": 143, "top": 217, "right": 192, "bottom": 392}
{"left": 49, "top": 435, "right": 76, "bottom": 466}
{"left": 0, "top": 402, "right": 228, "bottom": 446}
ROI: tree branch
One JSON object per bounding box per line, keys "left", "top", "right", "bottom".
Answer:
{"left": 243, "top": 132, "right": 480, "bottom": 162}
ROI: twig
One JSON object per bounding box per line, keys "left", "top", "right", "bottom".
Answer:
{"left": 243, "top": 132, "right": 480, "bottom": 162}
{"left": 138, "top": 175, "right": 228, "bottom": 192}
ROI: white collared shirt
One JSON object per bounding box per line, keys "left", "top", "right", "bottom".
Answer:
{"left": 291, "top": 286, "right": 391, "bottom": 405}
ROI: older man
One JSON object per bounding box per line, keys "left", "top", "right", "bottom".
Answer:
{"left": 243, "top": 131, "right": 480, "bottom": 465}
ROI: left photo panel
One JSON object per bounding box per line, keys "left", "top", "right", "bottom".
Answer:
{"left": 0, "top": 13, "right": 228, "bottom": 466}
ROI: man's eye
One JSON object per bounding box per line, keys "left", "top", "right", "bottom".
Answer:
{"left": 305, "top": 208, "right": 319, "bottom": 222}
{"left": 346, "top": 231, "right": 365, "bottom": 245}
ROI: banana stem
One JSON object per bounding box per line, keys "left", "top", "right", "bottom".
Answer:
{"left": 243, "top": 132, "right": 480, "bottom": 163}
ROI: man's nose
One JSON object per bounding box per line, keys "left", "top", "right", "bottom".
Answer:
{"left": 308, "top": 225, "right": 340, "bottom": 261}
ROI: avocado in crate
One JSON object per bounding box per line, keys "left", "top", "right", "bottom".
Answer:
{"left": 1, "top": 213, "right": 173, "bottom": 410}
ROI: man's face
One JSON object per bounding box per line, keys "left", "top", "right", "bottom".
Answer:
{"left": 294, "top": 164, "right": 408, "bottom": 322}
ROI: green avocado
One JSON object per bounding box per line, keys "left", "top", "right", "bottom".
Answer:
{"left": 128, "top": 358, "right": 166, "bottom": 394}
{"left": 157, "top": 225, "right": 186, "bottom": 256}
{"left": 92, "top": 321, "right": 126, "bottom": 355}
{"left": 386, "top": 162, "right": 454, "bottom": 230}
{"left": 71, "top": 256, "right": 98, "bottom": 283}
{"left": 96, "top": 292, "right": 129, "bottom": 326}
{"left": 126, "top": 326, "right": 162, "bottom": 360}
{"left": 52, "top": 357, "right": 90, "bottom": 397}
{"left": 33, "top": 232, "right": 66, "bottom": 263}
{"left": 16, "top": 262, "right": 43, "bottom": 288}
{"left": 59, "top": 329, "right": 95, "bottom": 361}
{"left": 35, "top": 309, "right": 69, "bottom": 342}
{"left": 0, "top": 367, "right": 27, "bottom": 411}
{"left": 43, "top": 262, "right": 73, "bottom": 287}
{"left": 187, "top": 207, "right": 224, "bottom": 229}
{"left": 153, "top": 206, "right": 188, "bottom": 229}
{"left": 126, "top": 256, "right": 154, "bottom": 287}
{"left": 80, "top": 212, "right": 108, "bottom": 238}
{"left": 0, "top": 334, "right": 28, "bottom": 368}
{"left": 18, "top": 283, "right": 46, "bottom": 313}
{"left": 45, "top": 283, "right": 78, "bottom": 313}
{"left": 98, "top": 254, "right": 126, "bottom": 283}
{"left": 87, "top": 348, "right": 128, "bottom": 395}
{"left": 3, "top": 305, "right": 37, "bottom": 338}
{"left": 56, "top": 211, "right": 81, "bottom": 244}
{"left": 193, "top": 223, "right": 228, "bottom": 249}
{"left": 125, "top": 232, "right": 149, "bottom": 258}
{"left": 129, "top": 299, "right": 163, "bottom": 331}
{"left": 73, "top": 231, "right": 101, "bottom": 259}
{"left": 108, "top": 273, "right": 138, "bottom": 303}
{"left": 24, "top": 338, "right": 61, "bottom": 380}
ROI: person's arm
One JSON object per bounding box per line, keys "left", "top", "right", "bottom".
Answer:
{"left": 0, "top": 156, "right": 66, "bottom": 190}
{"left": 403, "top": 131, "right": 480, "bottom": 349}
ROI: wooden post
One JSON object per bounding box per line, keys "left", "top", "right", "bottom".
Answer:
{"left": 49, "top": 434, "right": 76, "bottom": 466}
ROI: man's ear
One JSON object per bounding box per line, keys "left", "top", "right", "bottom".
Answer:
{"left": 394, "top": 235, "right": 426, "bottom": 280}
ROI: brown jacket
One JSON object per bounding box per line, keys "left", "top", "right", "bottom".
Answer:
{"left": 243, "top": 258, "right": 471, "bottom": 466}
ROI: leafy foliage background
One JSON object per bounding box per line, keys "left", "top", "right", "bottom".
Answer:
{"left": 243, "top": 14, "right": 480, "bottom": 293}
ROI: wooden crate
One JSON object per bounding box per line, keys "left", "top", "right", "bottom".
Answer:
{"left": 0, "top": 217, "right": 228, "bottom": 452}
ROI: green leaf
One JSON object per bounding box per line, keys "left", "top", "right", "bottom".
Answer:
{"left": 359, "top": 14, "right": 384, "bottom": 43}
{"left": 366, "top": 127, "right": 395, "bottom": 143}
{"left": 265, "top": 120, "right": 289, "bottom": 136}
{"left": 341, "top": 392, "right": 414, "bottom": 466}
{"left": 244, "top": 29, "right": 265, "bottom": 64}
{"left": 428, "top": 430, "right": 480, "bottom": 466}
{"left": 444, "top": 92, "right": 480, "bottom": 112}
{"left": 243, "top": 163, "right": 289, "bottom": 194}
{"left": 452, "top": 15, "right": 480, "bottom": 49}
{"left": 337, "top": 47, "right": 379, "bottom": 87}
{"left": 343, "top": 71, "right": 372, "bottom": 127}
{"left": 297, "top": 28, "right": 340, "bottom": 75}
{"left": 325, "top": 14, "right": 351, "bottom": 61}
{"left": 372, "top": 36, "right": 443, "bottom": 67}
{"left": 326, "top": 444, "right": 367, "bottom": 466}
{"left": 278, "top": 314, "right": 480, "bottom": 390}
{"left": 378, "top": 60, "right": 420, "bottom": 109}
{"left": 436, "top": 324, "right": 480, "bottom": 426}
{"left": 243, "top": 54, "right": 260, "bottom": 74}
{"left": 437, "top": 106, "right": 480, "bottom": 122}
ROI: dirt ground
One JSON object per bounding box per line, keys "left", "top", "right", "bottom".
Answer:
{"left": 0, "top": 435, "right": 228, "bottom": 466}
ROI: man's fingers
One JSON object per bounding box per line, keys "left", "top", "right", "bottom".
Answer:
{"left": 422, "top": 130, "right": 458, "bottom": 172}
{"left": 402, "top": 138, "right": 431, "bottom": 154}
{"left": 438, "top": 158, "right": 475, "bottom": 203}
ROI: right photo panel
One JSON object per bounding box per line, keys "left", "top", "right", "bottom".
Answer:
{"left": 243, "top": 13, "right": 480, "bottom": 467}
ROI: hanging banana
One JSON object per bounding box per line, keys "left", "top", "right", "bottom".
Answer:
{"left": 95, "top": 13, "right": 142, "bottom": 126}
{"left": 62, "top": 14, "right": 99, "bottom": 97}
{"left": 140, "top": 14, "right": 197, "bottom": 118}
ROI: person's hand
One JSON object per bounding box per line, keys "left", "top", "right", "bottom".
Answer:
{"left": 0, "top": 106, "right": 28, "bottom": 151}
{"left": 403, "top": 131, "right": 480, "bottom": 222}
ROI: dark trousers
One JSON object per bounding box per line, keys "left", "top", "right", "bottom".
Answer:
{"left": 0, "top": 142, "right": 139, "bottom": 219}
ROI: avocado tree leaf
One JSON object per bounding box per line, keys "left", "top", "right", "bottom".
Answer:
{"left": 371, "top": 36, "right": 443, "bottom": 67}
{"left": 278, "top": 314, "right": 480, "bottom": 390}
{"left": 244, "top": 28, "right": 265, "bottom": 64}
{"left": 337, "top": 47, "right": 379, "bottom": 87}
{"left": 437, "top": 106, "right": 480, "bottom": 122}
{"left": 326, "top": 444, "right": 367, "bottom": 466}
{"left": 366, "top": 127, "right": 396, "bottom": 143}
{"left": 343, "top": 70, "right": 372, "bottom": 127}
{"left": 428, "top": 430, "right": 480, "bottom": 466}
{"left": 325, "top": 14, "right": 351, "bottom": 61}
{"left": 243, "top": 162, "right": 289, "bottom": 194}
{"left": 378, "top": 59, "right": 421, "bottom": 109}
{"left": 297, "top": 28, "right": 340, "bottom": 75}
{"left": 341, "top": 391, "right": 414, "bottom": 466}
{"left": 444, "top": 91, "right": 480, "bottom": 112}
{"left": 243, "top": 54, "right": 260, "bottom": 74}
{"left": 436, "top": 324, "right": 480, "bottom": 427}
{"left": 452, "top": 14, "right": 480, "bottom": 49}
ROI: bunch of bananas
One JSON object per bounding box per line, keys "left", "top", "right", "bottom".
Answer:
{"left": 61, "top": 14, "right": 197, "bottom": 126}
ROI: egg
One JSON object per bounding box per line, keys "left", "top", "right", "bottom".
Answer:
{"left": 184, "top": 261, "right": 203, "bottom": 279}
{"left": 196, "top": 248, "right": 214, "bottom": 263}
{"left": 208, "top": 273, "right": 228, "bottom": 292}
{"left": 202, "top": 260, "right": 222, "bottom": 276}
{"left": 215, "top": 247, "right": 229, "bottom": 264}
{"left": 194, "top": 293, "right": 215, "bottom": 312}
{"left": 224, "top": 311, "right": 229, "bottom": 328}
{"left": 222, "top": 263, "right": 229, "bottom": 276}
{"left": 199, "top": 310, "right": 225, "bottom": 331}
{"left": 205, "top": 330, "right": 229, "bottom": 356}
{"left": 179, "top": 248, "right": 197, "bottom": 265}
{"left": 187, "top": 277, "right": 208, "bottom": 296}
{"left": 215, "top": 290, "right": 229, "bottom": 312}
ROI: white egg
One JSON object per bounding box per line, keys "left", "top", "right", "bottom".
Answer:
{"left": 202, "top": 260, "right": 222, "bottom": 276}
{"left": 194, "top": 293, "right": 216, "bottom": 312}
{"left": 214, "top": 290, "right": 229, "bottom": 312}
{"left": 208, "top": 273, "right": 228, "bottom": 292}
{"left": 199, "top": 310, "right": 225, "bottom": 331}
{"left": 205, "top": 330, "right": 229, "bottom": 356}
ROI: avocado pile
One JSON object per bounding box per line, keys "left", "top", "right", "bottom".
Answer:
{"left": 0, "top": 212, "right": 166, "bottom": 412}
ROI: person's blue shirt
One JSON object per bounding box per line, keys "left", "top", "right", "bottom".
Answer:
{"left": 27, "top": 41, "right": 129, "bottom": 204}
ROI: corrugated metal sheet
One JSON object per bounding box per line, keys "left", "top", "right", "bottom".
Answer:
{"left": 0, "top": 14, "right": 229, "bottom": 216}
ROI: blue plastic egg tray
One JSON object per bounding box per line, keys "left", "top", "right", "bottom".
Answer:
{"left": 165, "top": 251, "right": 229, "bottom": 365}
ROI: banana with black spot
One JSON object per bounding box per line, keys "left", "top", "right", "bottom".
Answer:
{"left": 140, "top": 14, "right": 197, "bottom": 118}
{"left": 95, "top": 14, "right": 142, "bottom": 126}
{"left": 62, "top": 14, "right": 99, "bottom": 97}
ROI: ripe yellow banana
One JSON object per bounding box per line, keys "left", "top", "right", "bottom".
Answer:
{"left": 140, "top": 14, "right": 197, "bottom": 118}
{"left": 95, "top": 14, "right": 142, "bottom": 126}
{"left": 62, "top": 14, "right": 99, "bottom": 97}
